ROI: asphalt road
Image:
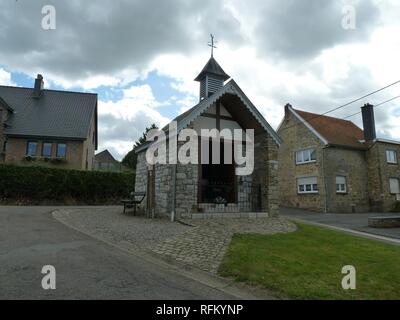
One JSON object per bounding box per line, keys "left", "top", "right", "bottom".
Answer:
{"left": 0, "top": 206, "right": 234, "bottom": 299}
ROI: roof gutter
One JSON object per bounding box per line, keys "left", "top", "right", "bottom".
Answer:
{"left": 326, "top": 143, "right": 369, "bottom": 151}
{"left": 4, "top": 134, "right": 86, "bottom": 141}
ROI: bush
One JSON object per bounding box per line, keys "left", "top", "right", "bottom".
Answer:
{"left": 0, "top": 164, "right": 135, "bottom": 205}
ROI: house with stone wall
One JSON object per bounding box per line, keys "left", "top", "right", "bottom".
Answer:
{"left": 278, "top": 103, "right": 400, "bottom": 213}
{"left": 134, "top": 56, "right": 281, "bottom": 219}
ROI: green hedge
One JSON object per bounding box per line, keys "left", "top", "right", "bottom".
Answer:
{"left": 393, "top": 202, "right": 400, "bottom": 213}
{"left": 0, "top": 164, "right": 135, "bottom": 205}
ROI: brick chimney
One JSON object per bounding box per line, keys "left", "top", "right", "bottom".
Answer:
{"left": 361, "top": 103, "right": 376, "bottom": 142}
{"left": 33, "top": 74, "right": 44, "bottom": 98}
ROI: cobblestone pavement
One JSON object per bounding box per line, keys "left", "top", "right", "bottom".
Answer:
{"left": 54, "top": 207, "right": 297, "bottom": 274}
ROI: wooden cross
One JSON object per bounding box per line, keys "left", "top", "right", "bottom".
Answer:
{"left": 208, "top": 34, "right": 217, "bottom": 57}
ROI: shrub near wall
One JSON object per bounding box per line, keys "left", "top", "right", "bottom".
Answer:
{"left": 0, "top": 164, "right": 135, "bottom": 205}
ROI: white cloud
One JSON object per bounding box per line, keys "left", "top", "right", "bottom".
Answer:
{"left": 0, "top": 68, "right": 15, "bottom": 86}
{"left": 97, "top": 84, "right": 171, "bottom": 160}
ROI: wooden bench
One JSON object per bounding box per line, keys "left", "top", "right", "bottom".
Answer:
{"left": 121, "top": 192, "right": 146, "bottom": 215}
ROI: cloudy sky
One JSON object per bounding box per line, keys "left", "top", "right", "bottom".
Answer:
{"left": 1, "top": 0, "right": 399, "bottom": 159}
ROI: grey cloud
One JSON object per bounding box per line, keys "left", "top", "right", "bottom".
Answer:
{"left": 269, "top": 65, "right": 389, "bottom": 128}
{"left": 99, "top": 113, "right": 155, "bottom": 142}
{"left": 0, "top": 0, "right": 243, "bottom": 81}
{"left": 255, "top": 0, "right": 380, "bottom": 60}
{"left": 98, "top": 112, "right": 163, "bottom": 159}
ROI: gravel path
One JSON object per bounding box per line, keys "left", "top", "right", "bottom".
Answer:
{"left": 54, "top": 207, "right": 297, "bottom": 274}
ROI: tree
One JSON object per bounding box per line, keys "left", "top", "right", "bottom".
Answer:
{"left": 121, "top": 123, "right": 158, "bottom": 170}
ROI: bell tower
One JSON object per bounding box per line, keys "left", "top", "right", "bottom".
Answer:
{"left": 194, "top": 34, "right": 230, "bottom": 101}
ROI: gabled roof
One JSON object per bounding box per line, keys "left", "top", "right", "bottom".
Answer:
{"left": 0, "top": 85, "right": 97, "bottom": 142}
{"left": 284, "top": 106, "right": 367, "bottom": 149}
{"left": 0, "top": 95, "right": 14, "bottom": 112}
{"left": 95, "top": 149, "right": 119, "bottom": 163}
{"left": 194, "top": 57, "right": 230, "bottom": 81}
{"left": 136, "top": 79, "right": 282, "bottom": 153}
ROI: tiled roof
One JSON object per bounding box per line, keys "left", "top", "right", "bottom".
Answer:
{"left": 294, "top": 109, "right": 367, "bottom": 149}
{"left": 0, "top": 85, "right": 97, "bottom": 140}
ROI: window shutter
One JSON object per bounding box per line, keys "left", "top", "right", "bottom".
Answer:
{"left": 298, "top": 177, "right": 317, "bottom": 185}
{"left": 336, "top": 176, "right": 346, "bottom": 185}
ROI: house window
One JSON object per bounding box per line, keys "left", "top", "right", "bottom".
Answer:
{"left": 336, "top": 176, "right": 347, "bottom": 193}
{"left": 26, "top": 141, "right": 38, "bottom": 156}
{"left": 298, "top": 177, "right": 318, "bottom": 194}
{"left": 389, "top": 178, "right": 400, "bottom": 194}
{"left": 42, "top": 142, "right": 52, "bottom": 158}
{"left": 56, "top": 143, "right": 67, "bottom": 158}
{"left": 386, "top": 150, "right": 398, "bottom": 164}
{"left": 296, "top": 148, "right": 316, "bottom": 164}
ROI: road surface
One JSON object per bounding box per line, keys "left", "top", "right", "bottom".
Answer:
{"left": 0, "top": 206, "right": 235, "bottom": 299}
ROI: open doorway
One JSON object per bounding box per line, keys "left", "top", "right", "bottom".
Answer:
{"left": 198, "top": 139, "right": 236, "bottom": 203}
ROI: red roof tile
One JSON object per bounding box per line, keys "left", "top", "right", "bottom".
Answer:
{"left": 294, "top": 109, "right": 367, "bottom": 149}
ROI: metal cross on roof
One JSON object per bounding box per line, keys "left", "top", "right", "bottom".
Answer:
{"left": 208, "top": 34, "right": 217, "bottom": 57}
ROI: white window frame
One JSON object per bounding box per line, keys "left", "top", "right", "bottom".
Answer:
{"left": 389, "top": 178, "right": 400, "bottom": 195}
{"left": 297, "top": 176, "right": 318, "bottom": 194}
{"left": 386, "top": 150, "right": 398, "bottom": 164}
{"left": 296, "top": 148, "right": 317, "bottom": 165}
{"left": 336, "top": 176, "right": 347, "bottom": 194}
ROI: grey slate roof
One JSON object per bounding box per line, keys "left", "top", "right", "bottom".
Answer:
{"left": 194, "top": 57, "right": 230, "bottom": 81}
{"left": 0, "top": 85, "right": 97, "bottom": 141}
{"left": 94, "top": 149, "right": 119, "bottom": 163}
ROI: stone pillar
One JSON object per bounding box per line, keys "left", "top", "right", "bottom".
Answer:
{"left": 266, "top": 135, "right": 280, "bottom": 217}
{"left": 252, "top": 133, "right": 280, "bottom": 217}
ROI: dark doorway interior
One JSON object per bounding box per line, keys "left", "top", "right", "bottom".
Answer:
{"left": 199, "top": 139, "right": 236, "bottom": 203}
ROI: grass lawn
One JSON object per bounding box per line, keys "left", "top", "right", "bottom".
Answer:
{"left": 219, "top": 223, "right": 400, "bottom": 300}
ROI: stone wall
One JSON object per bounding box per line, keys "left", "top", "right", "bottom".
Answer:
{"left": 252, "top": 132, "right": 280, "bottom": 216}
{"left": 324, "top": 147, "right": 369, "bottom": 213}
{"left": 134, "top": 126, "right": 280, "bottom": 218}
{"left": 367, "top": 141, "right": 400, "bottom": 212}
{"left": 278, "top": 109, "right": 326, "bottom": 212}
{"left": 175, "top": 163, "right": 198, "bottom": 218}
{"left": 154, "top": 163, "right": 173, "bottom": 217}
{"left": 134, "top": 151, "right": 148, "bottom": 213}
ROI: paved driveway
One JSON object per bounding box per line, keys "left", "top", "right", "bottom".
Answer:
{"left": 281, "top": 207, "right": 400, "bottom": 240}
{"left": 0, "top": 206, "right": 238, "bottom": 299}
